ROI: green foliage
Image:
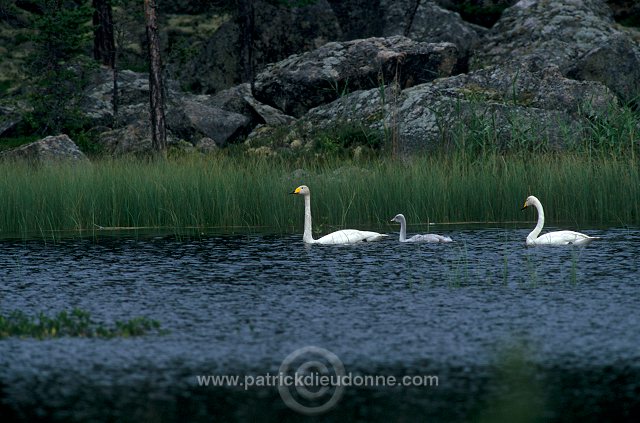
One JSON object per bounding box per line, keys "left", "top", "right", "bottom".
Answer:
{"left": 0, "top": 153, "right": 637, "bottom": 239}
{"left": 438, "top": 97, "right": 640, "bottom": 159}
{"left": 313, "top": 122, "right": 383, "bottom": 156}
{"left": 0, "top": 308, "right": 163, "bottom": 339}
{"left": 26, "top": 0, "right": 94, "bottom": 135}
{"left": 580, "top": 102, "right": 639, "bottom": 159}
{"left": 0, "top": 80, "right": 11, "bottom": 96}
{"left": 0, "top": 135, "right": 40, "bottom": 152}
{"left": 71, "top": 129, "right": 104, "bottom": 156}
{"left": 112, "top": 0, "right": 146, "bottom": 72}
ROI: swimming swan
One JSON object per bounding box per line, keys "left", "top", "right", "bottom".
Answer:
{"left": 291, "top": 185, "right": 387, "bottom": 244}
{"left": 390, "top": 214, "right": 453, "bottom": 243}
{"left": 521, "top": 195, "right": 599, "bottom": 246}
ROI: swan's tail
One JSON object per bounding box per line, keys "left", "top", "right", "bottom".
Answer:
{"left": 573, "top": 236, "right": 601, "bottom": 246}
{"left": 364, "top": 233, "right": 388, "bottom": 242}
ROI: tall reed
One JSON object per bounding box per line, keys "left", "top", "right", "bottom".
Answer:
{"left": 0, "top": 153, "right": 637, "bottom": 237}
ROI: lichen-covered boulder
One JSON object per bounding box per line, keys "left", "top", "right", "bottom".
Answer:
{"left": 297, "top": 56, "right": 617, "bottom": 153}
{"left": 253, "top": 36, "right": 461, "bottom": 118}
{"left": 470, "top": 0, "right": 640, "bottom": 104}
{"left": 82, "top": 68, "right": 254, "bottom": 149}
{"left": 96, "top": 120, "right": 155, "bottom": 156}
{"left": 433, "top": 55, "right": 617, "bottom": 115}
{"left": 82, "top": 69, "right": 162, "bottom": 127}
{"left": 0, "top": 134, "right": 89, "bottom": 164}
{"left": 471, "top": 0, "right": 619, "bottom": 70}
{"left": 565, "top": 33, "right": 640, "bottom": 106}
{"left": 166, "top": 97, "right": 252, "bottom": 147}
{"left": 382, "top": 0, "right": 486, "bottom": 61}
{"left": 210, "top": 83, "right": 296, "bottom": 127}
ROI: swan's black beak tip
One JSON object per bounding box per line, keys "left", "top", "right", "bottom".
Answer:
{"left": 520, "top": 205, "right": 527, "bottom": 211}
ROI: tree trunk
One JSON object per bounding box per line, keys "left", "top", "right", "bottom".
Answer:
{"left": 144, "top": 0, "right": 167, "bottom": 155}
{"left": 92, "top": 0, "right": 115, "bottom": 67}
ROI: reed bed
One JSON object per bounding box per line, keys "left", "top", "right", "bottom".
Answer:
{"left": 0, "top": 153, "right": 637, "bottom": 237}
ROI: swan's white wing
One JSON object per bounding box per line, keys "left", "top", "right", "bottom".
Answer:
{"left": 433, "top": 234, "right": 453, "bottom": 243}
{"left": 530, "top": 230, "right": 598, "bottom": 246}
{"left": 404, "top": 234, "right": 453, "bottom": 243}
{"left": 316, "top": 229, "right": 387, "bottom": 245}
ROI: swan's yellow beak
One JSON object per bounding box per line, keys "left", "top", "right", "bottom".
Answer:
{"left": 521, "top": 201, "right": 528, "bottom": 211}
{"left": 290, "top": 187, "right": 302, "bottom": 195}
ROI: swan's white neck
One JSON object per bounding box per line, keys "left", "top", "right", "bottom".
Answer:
{"left": 303, "top": 194, "right": 317, "bottom": 244}
{"left": 528, "top": 198, "right": 545, "bottom": 244}
{"left": 397, "top": 215, "right": 407, "bottom": 242}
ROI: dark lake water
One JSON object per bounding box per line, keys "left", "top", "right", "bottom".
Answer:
{"left": 1, "top": 226, "right": 639, "bottom": 422}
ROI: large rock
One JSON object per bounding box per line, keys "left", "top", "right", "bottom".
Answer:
{"left": 208, "top": 83, "right": 257, "bottom": 119}
{"left": 325, "top": 1, "right": 484, "bottom": 71}
{"left": 326, "top": 0, "right": 383, "bottom": 40}
{"left": 433, "top": 55, "right": 617, "bottom": 115}
{"left": 471, "top": 0, "right": 619, "bottom": 70}
{"left": 178, "top": 0, "right": 342, "bottom": 94}
{"left": 565, "top": 33, "right": 640, "bottom": 106}
{"left": 82, "top": 68, "right": 254, "bottom": 148}
{"left": 166, "top": 97, "right": 252, "bottom": 146}
{"left": 296, "top": 57, "right": 617, "bottom": 153}
{"left": 209, "top": 83, "right": 296, "bottom": 127}
{"left": 470, "top": 0, "right": 640, "bottom": 104}
{"left": 0, "top": 134, "right": 89, "bottom": 164}
{"left": 174, "top": 0, "right": 484, "bottom": 94}
{"left": 253, "top": 36, "right": 461, "bottom": 118}
{"left": 82, "top": 69, "right": 175, "bottom": 127}
{"left": 96, "top": 120, "right": 156, "bottom": 156}
{"left": 382, "top": 0, "right": 486, "bottom": 61}
{"left": 433, "top": 1, "right": 517, "bottom": 27}
{"left": 303, "top": 85, "right": 579, "bottom": 153}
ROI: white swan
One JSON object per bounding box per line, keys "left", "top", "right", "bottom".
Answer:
{"left": 390, "top": 214, "right": 453, "bottom": 243}
{"left": 521, "top": 195, "right": 599, "bottom": 246}
{"left": 291, "top": 185, "right": 387, "bottom": 244}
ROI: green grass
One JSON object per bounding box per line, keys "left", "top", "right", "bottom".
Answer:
{"left": 0, "top": 308, "right": 163, "bottom": 339}
{"left": 0, "top": 135, "right": 40, "bottom": 152}
{"left": 0, "top": 153, "right": 637, "bottom": 238}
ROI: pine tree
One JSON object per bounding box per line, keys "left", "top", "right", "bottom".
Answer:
{"left": 27, "top": 0, "right": 93, "bottom": 135}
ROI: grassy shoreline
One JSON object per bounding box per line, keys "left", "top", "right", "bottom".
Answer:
{"left": 0, "top": 153, "right": 638, "bottom": 238}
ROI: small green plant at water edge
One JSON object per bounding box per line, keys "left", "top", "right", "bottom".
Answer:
{"left": 0, "top": 308, "right": 163, "bottom": 339}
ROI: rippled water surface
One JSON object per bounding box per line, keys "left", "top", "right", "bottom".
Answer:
{"left": 1, "top": 226, "right": 639, "bottom": 421}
